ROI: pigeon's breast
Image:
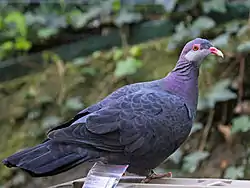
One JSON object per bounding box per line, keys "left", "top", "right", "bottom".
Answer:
{"left": 128, "top": 102, "right": 192, "bottom": 173}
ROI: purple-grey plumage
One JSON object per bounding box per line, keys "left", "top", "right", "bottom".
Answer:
{"left": 2, "top": 38, "right": 223, "bottom": 178}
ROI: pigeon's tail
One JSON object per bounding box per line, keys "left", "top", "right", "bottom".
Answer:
{"left": 2, "top": 139, "right": 100, "bottom": 177}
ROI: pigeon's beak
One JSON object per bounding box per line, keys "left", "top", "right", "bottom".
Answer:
{"left": 209, "top": 47, "right": 224, "bottom": 58}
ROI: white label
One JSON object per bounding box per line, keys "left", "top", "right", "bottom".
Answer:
{"left": 82, "top": 176, "right": 117, "bottom": 188}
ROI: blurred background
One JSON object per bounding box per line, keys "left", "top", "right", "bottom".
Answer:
{"left": 1, "top": 0, "right": 250, "bottom": 187}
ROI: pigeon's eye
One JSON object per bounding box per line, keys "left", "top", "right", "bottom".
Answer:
{"left": 193, "top": 45, "right": 199, "bottom": 51}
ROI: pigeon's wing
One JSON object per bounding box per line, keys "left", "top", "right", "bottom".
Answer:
{"left": 47, "top": 83, "right": 144, "bottom": 134}
{"left": 48, "top": 89, "right": 190, "bottom": 155}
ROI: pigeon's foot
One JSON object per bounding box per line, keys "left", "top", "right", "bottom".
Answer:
{"left": 142, "top": 170, "right": 172, "bottom": 183}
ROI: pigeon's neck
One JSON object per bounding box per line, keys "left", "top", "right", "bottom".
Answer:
{"left": 164, "top": 59, "right": 199, "bottom": 112}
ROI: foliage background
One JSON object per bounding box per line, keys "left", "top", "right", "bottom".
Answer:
{"left": 1, "top": 0, "right": 250, "bottom": 187}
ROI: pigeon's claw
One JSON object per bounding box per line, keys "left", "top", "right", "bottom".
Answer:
{"left": 142, "top": 170, "right": 172, "bottom": 183}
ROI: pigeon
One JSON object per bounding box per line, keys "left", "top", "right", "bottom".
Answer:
{"left": 2, "top": 38, "right": 224, "bottom": 182}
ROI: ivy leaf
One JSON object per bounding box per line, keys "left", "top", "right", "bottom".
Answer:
{"left": 65, "top": 97, "right": 84, "bottom": 111}
{"left": 0, "top": 41, "right": 14, "bottom": 51}
{"left": 45, "top": 14, "right": 67, "bottom": 29}
{"left": 169, "top": 149, "right": 183, "bottom": 164}
{"left": 129, "top": 46, "right": 142, "bottom": 57}
{"left": 72, "top": 57, "right": 86, "bottom": 66}
{"left": 38, "top": 28, "right": 58, "bottom": 39}
{"left": 225, "top": 21, "right": 240, "bottom": 33}
{"left": 114, "top": 9, "right": 142, "bottom": 26}
{"left": 112, "top": 0, "right": 121, "bottom": 11}
{"left": 113, "top": 49, "right": 123, "bottom": 61}
{"left": 231, "top": 115, "right": 250, "bottom": 134}
{"left": 176, "top": 0, "right": 199, "bottom": 12}
{"left": 114, "top": 57, "right": 143, "bottom": 78}
{"left": 156, "top": 0, "right": 178, "bottom": 12}
{"left": 25, "top": 12, "right": 46, "bottom": 26}
{"left": 42, "top": 116, "right": 62, "bottom": 129}
{"left": 191, "top": 122, "right": 203, "bottom": 135}
{"left": 14, "top": 37, "right": 32, "bottom": 51}
{"left": 203, "top": 0, "right": 227, "bottom": 13}
{"left": 237, "top": 42, "right": 250, "bottom": 53}
{"left": 37, "top": 95, "right": 54, "bottom": 104}
{"left": 167, "top": 22, "right": 190, "bottom": 51}
{"left": 81, "top": 67, "right": 97, "bottom": 76}
{"left": 191, "top": 16, "right": 215, "bottom": 31}
{"left": 206, "top": 79, "right": 237, "bottom": 108}
{"left": 237, "top": 25, "right": 249, "bottom": 37}
{"left": 182, "top": 151, "right": 210, "bottom": 173}
{"left": 224, "top": 166, "right": 245, "bottom": 179}
{"left": 197, "top": 96, "right": 208, "bottom": 111}
{"left": 11, "top": 172, "right": 26, "bottom": 187}
{"left": 212, "top": 33, "right": 230, "bottom": 48}
{"left": 5, "top": 11, "right": 27, "bottom": 37}
{"left": 27, "top": 109, "right": 42, "bottom": 120}
{"left": 69, "top": 7, "right": 101, "bottom": 29}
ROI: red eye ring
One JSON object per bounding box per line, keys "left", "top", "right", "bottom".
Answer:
{"left": 193, "top": 45, "right": 199, "bottom": 51}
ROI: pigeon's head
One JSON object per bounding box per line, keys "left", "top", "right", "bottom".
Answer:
{"left": 180, "top": 38, "right": 224, "bottom": 65}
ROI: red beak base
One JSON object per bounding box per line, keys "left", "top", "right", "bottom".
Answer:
{"left": 209, "top": 47, "right": 224, "bottom": 58}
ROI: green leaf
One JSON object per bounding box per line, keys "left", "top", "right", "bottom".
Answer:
{"left": 160, "top": 0, "right": 178, "bottom": 12}
{"left": 169, "top": 149, "right": 183, "bottom": 164}
{"left": 212, "top": 33, "right": 230, "bottom": 48}
{"left": 38, "top": 28, "right": 58, "bottom": 39}
{"left": 206, "top": 79, "right": 237, "bottom": 108}
{"left": 25, "top": 12, "right": 46, "bottom": 26}
{"left": 177, "top": 0, "right": 199, "bottom": 12}
{"left": 37, "top": 95, "right": 54, "bottom": 104}
{"left": 231, "top": 115, "right": 250, "bottom": 134}
{"left": 197, "top": 96, "right": 209, "bottom": 111}
{"left": 191, "top": 16, "right": 215, "bottom": 31}
{"left": 237, "top": 25, "right": 249, "bottom": 37}
{"left": 129, "top": 46, "right": 142, "bottom": 57}
{"left": 112, "top": 0, "right": 121, "bottom": 11}
{"left": 224, "top": 166, "right": 245, "bottom": 179}
{"left": 46, "top": 14, "right": 67, "bottom": 29}
{"left": 25, "top": 87, "right": 37, "bottom": 98}
{"left": 191, "top": 122, "right": 203, "bottom": 135}
{"left": 237, "top": 42, "right": 250, "bottom": 53}
{"left": 113, "top": 49, "right": 123, "bottom": 61}
{"left": 11, "top": 172, "right": 26, "bottom": 187}
{"left": 0, "top": 41, "right": 14, "bottom": 51}
{"left": 14, "top": 37, "right": 32, "bottom": 51}
{"left": 81, "top": 67, "right": 97, "bottom": 76}
{"left": 182, "top": 151, "right": 210, "bottom": 173}
{"left": 225, "top": 21, "right": 240, "bottom": 33}
{"left": 72, "top": 57, "right": 86, "bottom": 66}
{"left": 5, "top": 11, "right": 27, "bottom": 37}
{"left": 69, "top": 7, "right": 101, "bottom": 29}
{"left": 167, "top": 22, "right": 190, "bottom": 51}
{"left": 114, "top": 57, "right": 143, "bottom": 78}
{"left": 0, "top": 16, "right": 3, "bottom": 29}
{"left": 92, "top": 51, "right": 102, "bottom": 59}
{"left": 65, "top": 97, "right": 84, "bottom": 111}
{"left": 114, "top": 9, "right": 142, "bottom": 26}
{"left": 27, "top": 109, "right": 42, "bottom": 120}
{"left": 203, "top": 0, "right": 227, "bottom": 13}
{"left": 42, "top": 116, "right": 62, "bottom": 129}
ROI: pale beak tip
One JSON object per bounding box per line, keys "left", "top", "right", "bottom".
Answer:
{"left": 217, "top": 50, "right": 224, "bottom": 58}
{"left": 210, "top": 47, "right": 224, "bottom": 59}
